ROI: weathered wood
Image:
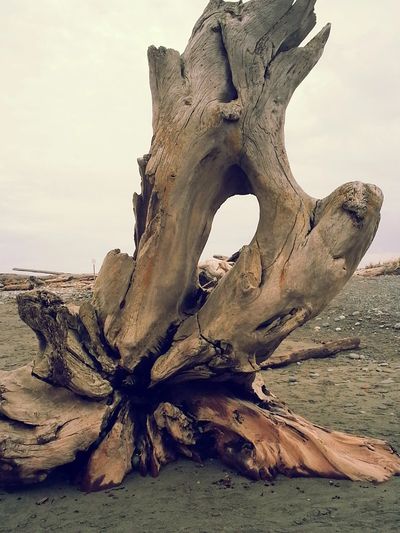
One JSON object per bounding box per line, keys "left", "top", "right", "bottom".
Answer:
{"left": 0, "top": 0, "right": 398, "bottom": 491}
{"left": 1, "top": 282, "right": 34, "bottom": 292}
{"left": 198, "top": 258, "right": 234, "bottom": 292}
{"left": 169, "top": 385, "right": 400, "bottom": 483}
{"left": 39, "top": 275, "right": 73, "bottom": 284}
{"left": 0, "top": 273, "right": 95, "bottom": 292}
{"left": 92, "top": 249, "right": 135, "bottom": 334}
{"left": 100, "top": 0, "right": 381, "bottom": 379}
{"left": 262, "top": 337, "right": 361, "bottom": 369}
{"left": 82, "top": 402, "right": 135, "bottom": 491}
{"left": 356, "top": 262, "right": 400, "bottom": 277}
{"left": 17, "top": 291, "right": 114, "bottom": 399}
{"left": 13, "top": 268, "right": 68, "bottom": 276}
{"left": 0, "top": 366, "right": 118, "bottom": 485}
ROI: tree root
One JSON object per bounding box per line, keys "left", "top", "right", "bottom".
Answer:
{"left": 1, "top": 367, "right": 399, "bottom": 491}
{"left": 81, "top": 384, "right": 400, "bottom": 491}
{"left": 167, "top": 386, "right": 400, "bottom": 484}
{"left": 262, "top": 337, "right": 361, "bottom": 369}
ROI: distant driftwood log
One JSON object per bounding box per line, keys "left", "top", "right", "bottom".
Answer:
{"left": 1, "top": 0, "right": 399, "bottom": 490}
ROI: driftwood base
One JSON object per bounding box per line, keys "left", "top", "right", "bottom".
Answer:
{"left": 1, "top": 365, "right": 399, "bottom": 491}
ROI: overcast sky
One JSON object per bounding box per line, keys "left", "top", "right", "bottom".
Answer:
{"left": 0, "top": 0, "right": 399, "bottom": 274}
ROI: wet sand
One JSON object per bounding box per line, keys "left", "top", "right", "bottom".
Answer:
{"left": 0, "top": 276, "right": 399, "bottom": 532}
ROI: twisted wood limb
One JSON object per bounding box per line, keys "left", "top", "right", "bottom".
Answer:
{"left": 262, "top": 337, "right": 361, "bottom": 369}
{"left": 162, "top": 384, "right": 400, "bottom": 483}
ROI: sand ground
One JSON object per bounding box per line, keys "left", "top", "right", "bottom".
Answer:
{"left": 0, "top": 276, "right": 399, "bottom": 532}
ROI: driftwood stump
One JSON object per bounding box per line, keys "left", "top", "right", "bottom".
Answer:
{"left": 1, "top": 0, "right": 399, "bottom": 490}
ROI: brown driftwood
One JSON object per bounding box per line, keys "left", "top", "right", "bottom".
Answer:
{"left": 1, "top": 282, "right": 35, "bottom": 292}
{"left": 0, "top": 366, "right": 118, "bottom": 485}
{"left": 82, "top": 402, "right": 136, "bottom": 491}
{"left": 263, "top": 337, "right": 361, "bottom": 368}
{"left": 1, "top": 0, "right": 399, "bottom": 491}
{"left": 40, "top": 275, "right": 73, "bottom": 285}
{"left": 164, "top": 384, "right": 399, "bottom": 483}
{"left": 0, "top": 273, "right": 95, "bottom": 292}
{"left": 19, "top": 291, "right": 116, "bottom": 398}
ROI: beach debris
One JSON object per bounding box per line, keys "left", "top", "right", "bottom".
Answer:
{"left": 36, "top": 497, "right": 49, "bottom": 506}
{"left": 0, "top": 272, "right": 95, "bottom": 293}
{"left": 261, "top": 338, "right": 361, "bottom": 369}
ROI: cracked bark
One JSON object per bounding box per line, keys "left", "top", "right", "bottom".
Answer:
{"left": 1, "top": 0, "right": 399, "bottom": 490}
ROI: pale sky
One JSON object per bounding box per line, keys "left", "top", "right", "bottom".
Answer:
{"left": 0, "top": 0, "right": 399, "bottom": 274}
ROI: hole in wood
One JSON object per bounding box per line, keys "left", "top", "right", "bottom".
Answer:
{"left": 202, "top": 194, "right": 260, "bottom": 260}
